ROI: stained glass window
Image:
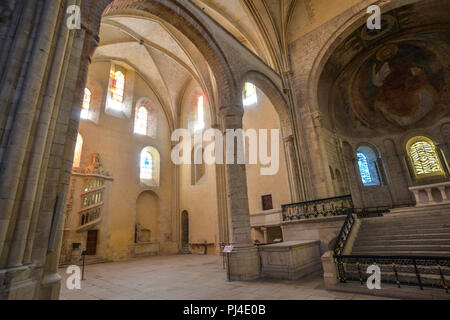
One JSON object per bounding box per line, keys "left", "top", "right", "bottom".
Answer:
{"left": 134, "top": 106, "right": 148, "bottom": 135}
{"left": 194, "top": 95, "right": 205, "bottom": 131}
{"left": 81, "top": 88, "right": 91, "bottom": 119}
{"left": 73, "top": 133, "right": 83, "bottom": 168}
{"left": 109, "top": 69, "right": 125, "bottom": 110}
{"left": 140, "top": 150, "right": 153, "bottom": 180}
{"left": 243, "top": 82, "right": 257, "bottom": 106}
{"left": 408, "top": 138, "right": 444, "bottom": 177}
{"left": 357, "top": 152, "right": 373, "bottom": 185}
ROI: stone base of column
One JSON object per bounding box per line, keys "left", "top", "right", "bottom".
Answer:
{"left": 228, "top": 245, "right": 260, "bottom": 281}
{"left": 38, "top": 272, "right": 62, "bottom": 300}
{"left": 0, "top": 265, "right": 37, "bottom": 299}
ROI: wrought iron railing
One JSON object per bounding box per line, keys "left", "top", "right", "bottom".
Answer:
{"left": 332, "top": 209, "right": 449, "bottom": 293}
{"left": 282, "top": 195, "right": 354, "bottom": 222}
{"left": 334, "top": 255, "right": 449, "bottom": 293}
{"left": 333, "top": 210, "right": 356, "bottom": 256}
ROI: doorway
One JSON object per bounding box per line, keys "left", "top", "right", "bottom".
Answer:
{"left": 86, "top": 230, "right": 98, "bottom": 255}
{"left": 181, "top": 210, "right": 189, "bottom": 248}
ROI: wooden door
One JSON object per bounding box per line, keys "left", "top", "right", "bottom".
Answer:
{"left": 86, "top": 230, "right": 98, "bottom": 255}
{"left": 181, "top": 211, "right": 189, "bottom": 248}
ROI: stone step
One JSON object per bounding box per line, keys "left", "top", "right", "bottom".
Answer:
{"left": 361, "top": 216, "right": 450, "bottom": 225}
{"left": 388, "top": 206, "right": 450, "bottom": 217}
{"left": 363, "top": 214, "right": 450, "bottom": 224}
{"left": 355, "top": 233, "right": 450, "bottom": 241}
{"left": 353, "top": 244, "right": 450, "bottom": 252}
{"left": 355, "top": 239, "right": 450, "bottom": 247}
{"left": 360, "top": 220, "right": 450, "bottom": 230}
{"left": 350, "top": 250, "right": 450, "bottom": 257}
{"left": 359, "top": 227, "right": 450, "bottom": 237}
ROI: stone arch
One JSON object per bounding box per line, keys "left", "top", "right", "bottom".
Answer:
{"left": 355, "top": 143, "right": 385, "bottom": 186}
{"left": 240, "top": 70, "right": 292, "bottom": 137}
{"left": 84, "top": 0, "right": 237, "bottom": 109}
{"left": 136, "top": 190, "right": 160, "bottom": 243}
{"left": 139, "top": 146, "right": 161, "bottom": 187}
{"left": 135, "top": 97, "right": 158, "bottom": 138}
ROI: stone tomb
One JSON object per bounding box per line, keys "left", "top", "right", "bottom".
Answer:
{"left": 259, "top": 240, "right": 322, "bottom": 280}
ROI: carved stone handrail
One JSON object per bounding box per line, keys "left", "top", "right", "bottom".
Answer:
{"left": 409, "top": 181, "right": 450, "bottom": 207}
{"left": 250, "top": 208, "right": 282, "bottom": 227}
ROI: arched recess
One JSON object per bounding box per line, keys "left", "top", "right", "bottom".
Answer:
{"left": 140, "top": 146, "right": 161, "bottom": 187}
{"left": 135, "top": 97, "right": 158, "bottom": 138}
{"left": 240, "top": 70, "right": 302, "bottom": 203}
{"left": 405, "top": 136, "right": 447, "bottom": 181}
{"left": 82, "top": 78, "right": 104, "bottom": 124}
{"left": 240, "top": 71, "right": 291, "bottom": 137}
{"left": 136, "top": 191, "right": 160, "bottom": 243}
{"left": 356, "top": 144, "right": 386, "bottom": 187}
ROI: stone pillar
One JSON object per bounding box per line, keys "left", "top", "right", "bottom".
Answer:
{"left": 261, "top": 227, "right": 268, "bottom": 244}
{"left": 283, "top": 135, "right": 302, "bottom": 202}
{"left": 220, "top": 105, "right": 260, "bottom": 281}
{"left": 412, "top": 190, "right": 421, "bottom": 206}
{"left": 37, "top": 24, "right": 100, "bottom": 300}
{"left": 425, "top": 188, "right": 435, "bottom": 205}
{"left": 321, "top": 251, "right": 339, "bottom": 288}
{"left": 438, "top": 187, "right": 449, "bottom": 202}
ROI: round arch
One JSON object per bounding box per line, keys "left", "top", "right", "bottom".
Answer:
{"left": 240, "top": 70, "right": 292, "bottom": 137}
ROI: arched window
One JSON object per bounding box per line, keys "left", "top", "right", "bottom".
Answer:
{"left": 243, "top": 82, "right": 257, "bottom": 106}
{"left": 140, "top": 150, "right": 153, "bottom": 180}
{"left": 357, "top": 152, "right": 372, "bottom": 185}
{"left": 108, "top": 67, "right": 126, "bottom": 111}
{"left": 139, "top": 147, "right": 160, "bottom": 186}
{"left": 81, "top": 88, "right": 91, "bottom": 119}
{"left": 73, "top": 133, "right": 83, "bottom": 168}
{"left": 356, "top": 145, "right": 383, "bottom": 186}
{"left": 194, "top": 95, "right": 205, "bottom": 132}
{"left": 407, "top": 137, "right": 445, "bottom": 179}
{"left": 135, "top": 106, "right": 148, "bottom": 135}
{"left": 111, "top": 71, "right": 125, "bottom": 103}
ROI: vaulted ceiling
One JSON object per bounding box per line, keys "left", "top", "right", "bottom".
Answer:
{"left": 94, "top": 14, "right": 217, "bottom": 127}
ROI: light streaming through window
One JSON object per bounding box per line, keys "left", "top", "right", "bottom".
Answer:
{"left": 109, "top": 70, "right": 125, "bottom": 110}
{"left": 243, "top": 82, "right": 257, "bottom": 106}
{"left": 409, "top": 140, "right": 443, "bottom": 176}
{"left": 135, "top": 106, "right": 148, "bottom": 135}
{"left": 73, "top": 133, "right": 83, "bottom": 168}
{"left": 357, "top": 152, "right": 373, "bottom": 185}
{"left": 140, "top": 150, "right": 153, "bottom": 180}
{"left": 194, "top": 95, "right": 205, "bottom": 131}
{"left": 81, "top": 88, "right": 91, "bottom": 119}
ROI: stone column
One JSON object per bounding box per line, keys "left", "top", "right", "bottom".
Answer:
{"left": 261, "top": 227, "right": 268, "bottom": 244}
{"left": 283, "top": 135, "right": 302, "bottom": 202}
{"left": 37, "top": 25, "right": 99, "bottom": 300}
{"left": 220, "top": 105, "right": 260, "bottom": 280}
{"left": 438, "top": 187, "right": 449, "bottom": 202}
{"left": 412, "top": 190, "right": 421, "bottom": 206}
{"left": 425, "top": 188, "right": 435, "bottom": 205}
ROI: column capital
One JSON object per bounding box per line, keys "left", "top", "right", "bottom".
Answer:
{"left": 220, "top": 105, "right": 244, "bottom": 130}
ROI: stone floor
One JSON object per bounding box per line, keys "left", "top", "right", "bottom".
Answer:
{"left": 59, "top": 254, "right": 393, "bottom": 300}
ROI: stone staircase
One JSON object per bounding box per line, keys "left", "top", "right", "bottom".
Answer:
{"left": 341, "top": 207, "right": 450, "bottom": 293}
{"left": 352, "top": 209, "right": 450, "bottom": 257}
